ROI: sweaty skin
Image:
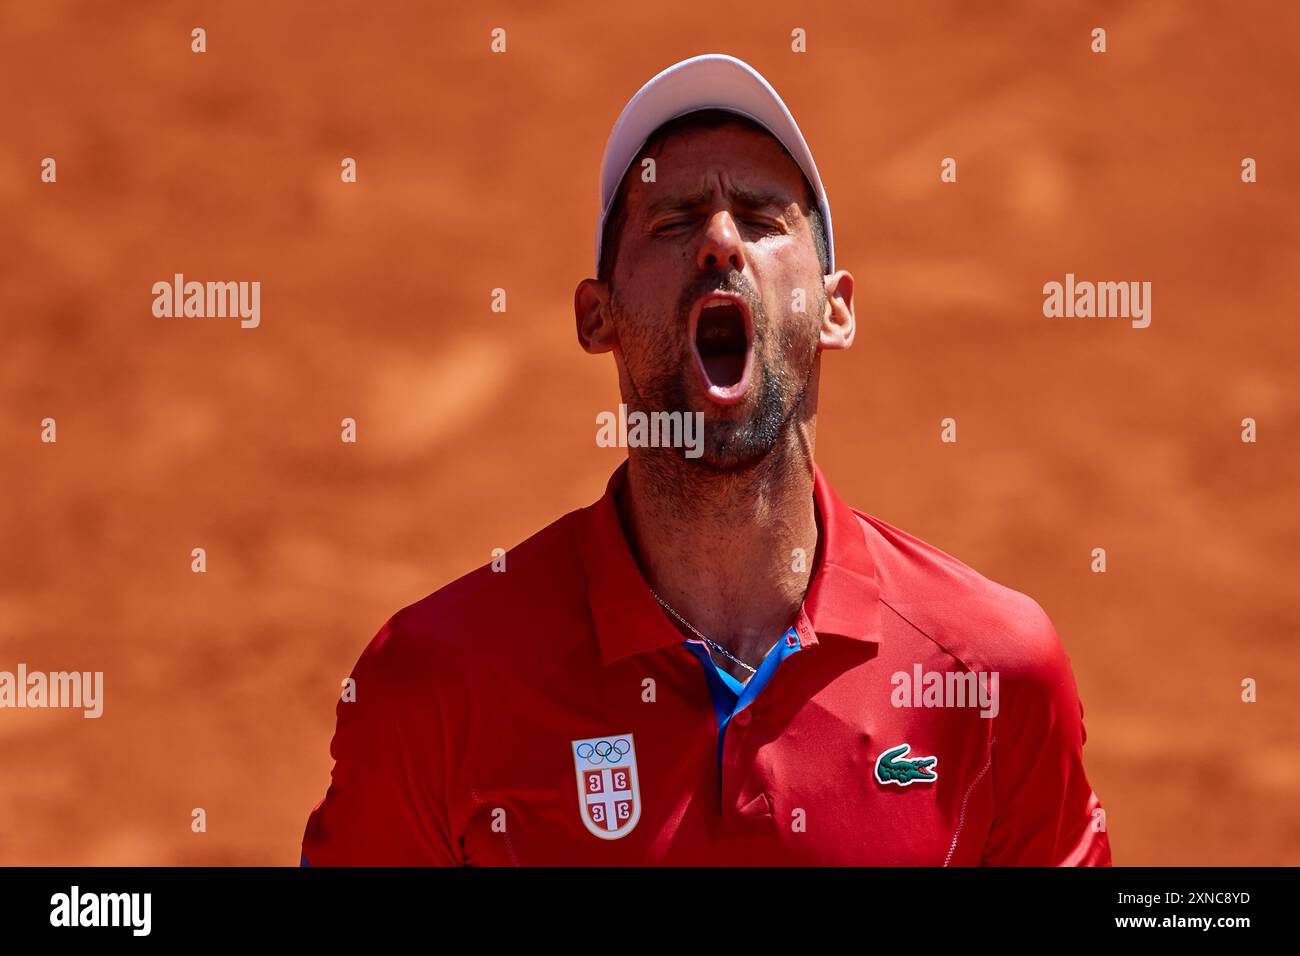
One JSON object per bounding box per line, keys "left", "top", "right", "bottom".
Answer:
{"left": 574, "top": 123, "right": 856, "bottom": 682}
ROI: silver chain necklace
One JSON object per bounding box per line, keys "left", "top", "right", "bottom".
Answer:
{"left": 649, "top": 589, "right": 758, "bottom": 675}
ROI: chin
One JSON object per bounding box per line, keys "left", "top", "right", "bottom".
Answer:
{"left": 686, "top": 422, "right": 783, "bottom": 472}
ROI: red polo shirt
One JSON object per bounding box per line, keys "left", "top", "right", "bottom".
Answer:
{"left": 302, "top": 463, "right": 1111, "bottom": 865}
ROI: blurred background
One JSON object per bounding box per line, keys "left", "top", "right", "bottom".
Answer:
{"left": 1, "top": 0, "right": 1297, "bottom": 865}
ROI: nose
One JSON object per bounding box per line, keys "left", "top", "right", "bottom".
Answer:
{"left": 696, "top": 209, "right": 747, "bottom": 274}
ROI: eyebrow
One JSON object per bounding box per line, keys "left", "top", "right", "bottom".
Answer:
{"left": 644, "top": 184, "right": 795, "bottom": 218}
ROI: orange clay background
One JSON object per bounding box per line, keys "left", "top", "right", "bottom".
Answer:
{"left": 1, "top": 0, "right": 1297, "bottom": 866}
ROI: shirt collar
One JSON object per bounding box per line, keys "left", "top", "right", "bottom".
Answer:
{"left": 579, "top": 461, "right": 882, "bottom": 667}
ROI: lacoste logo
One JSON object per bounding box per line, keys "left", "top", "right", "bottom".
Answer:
{"left": 874, "top": 743, "right": 938, "bottom": 787}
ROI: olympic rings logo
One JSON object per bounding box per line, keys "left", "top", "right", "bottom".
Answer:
{"left": 576, "top": 738, "right": 631, "bottom": 765}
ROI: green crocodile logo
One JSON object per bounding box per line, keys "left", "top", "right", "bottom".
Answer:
{"left": 874, "top": 743, "right": 938, "bottom": 787}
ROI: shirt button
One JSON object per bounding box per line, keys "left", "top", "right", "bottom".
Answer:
{"left": 733, "top": 709, "right": 752, "bottom": 726}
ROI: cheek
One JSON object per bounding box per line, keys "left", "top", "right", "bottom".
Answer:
{"left": 761, "top": 272, "right": 822, "bottom": 350}
{"left": 614, "top": 258, "right": 666, "bottom": 317}
{"left": 615, "top": 235, "right": 687, "bottom": 288}
{"left": 612, "top": 287, "right": 679, "bottom": 366}
{"left": 773, "top": 319, "right": 813, "bottom": 366}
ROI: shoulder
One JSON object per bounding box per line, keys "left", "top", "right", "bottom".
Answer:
{"left": 349, "top": 504, "right": 595, "bottom": 693}
{"left": 854, "top": 508, "right": 1073, "bottom": 687}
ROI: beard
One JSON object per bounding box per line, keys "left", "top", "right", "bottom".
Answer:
{"left": 611, "top": 271, "right": 822, "bottom": 471}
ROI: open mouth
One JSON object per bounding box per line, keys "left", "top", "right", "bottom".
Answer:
{"left": 689, "top": 294, "right": 753, "bottom": 405}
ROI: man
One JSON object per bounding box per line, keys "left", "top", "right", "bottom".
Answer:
{"left": 301, "top": 54, "right": 1111, "bottom": 865}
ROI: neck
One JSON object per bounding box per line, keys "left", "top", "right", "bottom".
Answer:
{"left": 617, "top": 420, "right": 820, "bottom": 668}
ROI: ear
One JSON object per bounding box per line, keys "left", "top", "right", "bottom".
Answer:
{"left": 575, "top": 278, "right": 617, "bottom": 354}
{"left": 819, "top": 270, "right": 855, "bottom": 351}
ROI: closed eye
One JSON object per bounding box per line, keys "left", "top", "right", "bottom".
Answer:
{"left": 650, "top": 217, "right": 695, "bottom": 236}
{"left": 650, "top": 215, "right": 786, "bottom": 239}
{"left": 739, "top": 216, "right": 784, "bottom": 234}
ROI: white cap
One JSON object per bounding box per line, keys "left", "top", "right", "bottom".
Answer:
{"left": 595, "top": 53, "right": 834, "bottom": 274}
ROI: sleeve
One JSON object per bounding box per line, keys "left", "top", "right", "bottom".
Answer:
{"left": 979, "top": 606, "right": 1112, "bottom": 866}
{"left": 301, "top": 617, "right": 460, "bottom": 865}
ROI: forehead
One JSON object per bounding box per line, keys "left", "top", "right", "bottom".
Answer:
{"left": 622, "top": 122, "right": 811, "bottom": 213}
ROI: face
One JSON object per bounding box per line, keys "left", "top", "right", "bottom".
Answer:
{"left": 577, "top": 122, "right": 854, "bottom": 470}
